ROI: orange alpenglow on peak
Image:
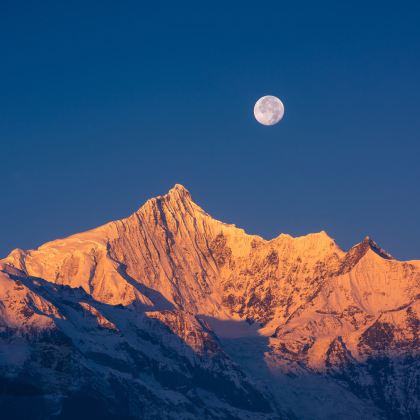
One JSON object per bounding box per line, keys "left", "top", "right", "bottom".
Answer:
{"left": 0, "top": 185, "right": 419, "bottom": 419}
{"left": 170, "top": 183, "right": 190, "bottom": 193}
{"left": 141, "top": 184, "right": 193, "bottom": 209}
{"left": 165, "top": 183, "right": 192, "bottom": 201}
{"left": 165, "top": 183, "right": 191, "bottom": 196}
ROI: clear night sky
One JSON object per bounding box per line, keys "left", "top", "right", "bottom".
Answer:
{"left": 1, "top": 1, "right": 420, "bottom": 259}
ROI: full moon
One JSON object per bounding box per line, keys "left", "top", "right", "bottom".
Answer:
{"left": 254, "top": 95, "right": 284, "bottom": 126}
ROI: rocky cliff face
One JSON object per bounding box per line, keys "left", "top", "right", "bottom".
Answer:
{"left": 1, "top": 185, "right": 419, "bottom": 419}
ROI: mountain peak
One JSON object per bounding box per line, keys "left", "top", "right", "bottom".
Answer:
{"left": 339, "top": 235, "right": 393, "bottom": 274}
{"left": 345, "top": 236, "right": 393, "bottom": 261}
{"left": 161, "top": 184, "right": 193, "bottom": 207}
{"left": 360, "top": 236, "right": 393, "bottom": 259}
{"left": 153, "top": 184, "right": 192, "bottom": 203}
{"left": 1, "top": 186, "right": 419, "bottom": 419}
{"left": 139, "top": 184, "right": 193, "bottom": 213}
{"left": 168, "top": 183, "right": 191, "bottom": 197}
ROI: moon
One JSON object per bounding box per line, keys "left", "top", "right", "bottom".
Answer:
{"left": 254, "top": 95, "right": 284, "bottom": 126}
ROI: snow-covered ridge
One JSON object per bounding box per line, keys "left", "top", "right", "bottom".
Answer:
{"left": 0, "top": 184, "right": 419, "bottom": 419}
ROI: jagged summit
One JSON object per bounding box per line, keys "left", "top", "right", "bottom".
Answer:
{"left": 140, "top": 185, "right": 341, "bottom": 248}
{"left": 170, "top": 183, "right": 190, "bottom": 194}
{"left": 348, "top": 235, "right": 393, "bottom": 260}
{"left": 0, "top": 185, "right": 419, "bottom": 419}
{"left": 156, "top": 183, "right": 192, "bottom": 201}
{"left": 133, "top": 186, "right": 385, "bottom": 260}
{"left": 1, "top": 184, "right": 406, "bottom": 313}
{"left": 360, "top": 235, "right": 393, "bottom": 259}
{"left": 272, "top": 229, "right": 338, "bottom": 245}
{"left": 137, "top": 183, "right": 200, "bottom": 220}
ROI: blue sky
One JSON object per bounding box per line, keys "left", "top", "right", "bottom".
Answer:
{"left": 1, "top": 1, "right": 420, "bottom": 259}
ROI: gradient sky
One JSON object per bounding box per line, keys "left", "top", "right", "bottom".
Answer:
{"left": 1, "top": 1, "right": 420, "bottom": 259}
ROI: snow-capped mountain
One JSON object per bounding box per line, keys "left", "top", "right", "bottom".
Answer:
{"left": 1, "top": 185, "right": 419, "bottom": 419}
